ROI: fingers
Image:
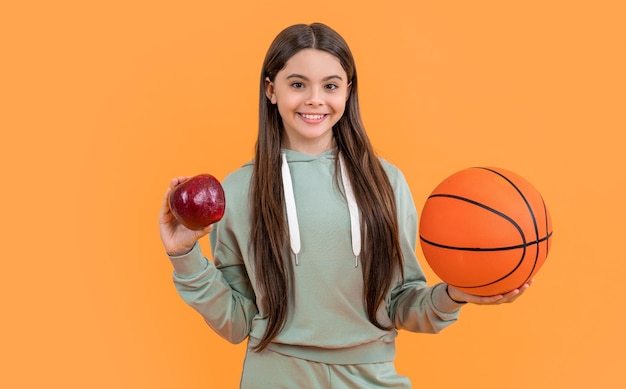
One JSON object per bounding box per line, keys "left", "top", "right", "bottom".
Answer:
{"left": 160, "top": 176, "right": 189, "bottom": 223}
{"left": 503, "top": 280, "right": 533, "bottom": 303}
{"left": 159, "top": 187, "right": 172, "bottom": 221}
{"left": 504, "top": 279, "right": 534, "bottom": 303}
{"left": 499, "top": 289, "right": 522, "bottom": 303}
{"left": 463, "top": 280, "right": 534, "bottom": 305}
{"left": 494, "top": 281, "right": 533, "bottom": 304}
{"left": 159, "top": 176, "right": 213, "bottom": 255}
{"left": 170, "top": 176, "right": 190, "bottom": 189}
{"left": 169, "top": 176, "right": 183, "bottom": 189}
{"left": 194, "top": 224, "right": 214, "bottom": 239}
{"left": 161, "top": 177, "right": 190, "bottom": 214}
{"left": 475, "top": 294, "right": 507, "bottom": 305}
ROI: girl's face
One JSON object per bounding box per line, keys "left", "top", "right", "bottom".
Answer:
{"left": 265, "top": 49, "right": 351, "bottom": 155}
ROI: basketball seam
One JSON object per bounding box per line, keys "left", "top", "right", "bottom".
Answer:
{"left": 479, "top": 167, "right": 544, "bottom": 286}
{"left": 425, "top": 192, "right": 528, "bottom": 246}
{"left": 419, "top": 232, "right": 553, "bottom": 252}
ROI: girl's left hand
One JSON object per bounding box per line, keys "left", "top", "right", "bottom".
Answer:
{"left": 448, "top": 279, "right": 534, "bottom": 305}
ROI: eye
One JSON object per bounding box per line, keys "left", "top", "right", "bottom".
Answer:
{"left": 291, "top": 82, "right": 305, "bottom": 89}
{"left": 325, "top": 83, "right": 339, "bottom": 90}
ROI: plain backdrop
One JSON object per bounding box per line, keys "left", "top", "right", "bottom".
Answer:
{"left": 2, "top": 1, "right": 625, "bottom": 388}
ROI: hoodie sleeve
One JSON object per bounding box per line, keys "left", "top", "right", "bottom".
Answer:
{"left": 384, "top": 163, "right": 462, "bottom": 333}
{"left": 169, "top": 240, "right": 258, "bottom": 344}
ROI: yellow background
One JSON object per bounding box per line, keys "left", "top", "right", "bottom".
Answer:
{"left": 2, "top": 1, "right": 625, "bottom": 388}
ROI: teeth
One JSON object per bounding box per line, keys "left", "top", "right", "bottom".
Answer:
{"left": 301, "top": 114, "right": 325, "bottom": 120}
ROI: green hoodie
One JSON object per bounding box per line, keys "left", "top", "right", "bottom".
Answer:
{"left": 169, "top": 148, "right": 461, "bottom": 365}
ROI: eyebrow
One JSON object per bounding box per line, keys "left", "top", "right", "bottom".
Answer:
{"left": 286, "top": 73, "right": 344, "bottom": 82}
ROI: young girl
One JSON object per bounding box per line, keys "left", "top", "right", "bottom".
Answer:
{"left": 159, "top": 22, "right": 531, "bottom": 388}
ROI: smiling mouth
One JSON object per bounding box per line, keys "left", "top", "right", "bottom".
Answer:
{"left": 299, "top": 113, "right": 327, "bottom": 121}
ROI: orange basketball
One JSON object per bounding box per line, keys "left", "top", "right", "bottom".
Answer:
{"left": 419, "top": 167, "right": 553, "bottom": 296}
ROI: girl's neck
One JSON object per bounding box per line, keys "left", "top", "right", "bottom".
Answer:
{"left": 281, "top": 138, "right": 335, "bottom": 156}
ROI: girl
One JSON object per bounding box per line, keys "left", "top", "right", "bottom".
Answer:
{"left": 159, "top": 22, "right": 531, "bottom": 388}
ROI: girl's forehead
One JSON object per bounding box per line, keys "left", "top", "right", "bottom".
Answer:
{"left": 280, "top": 49, "right": 346, "bottom": 78}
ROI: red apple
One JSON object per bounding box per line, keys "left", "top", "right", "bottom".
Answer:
{"left": 168, "top": 174, "right": 225, "bottom": 230}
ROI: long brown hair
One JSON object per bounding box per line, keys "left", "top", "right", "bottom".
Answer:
{"left": 251, "top": 23, "right": 404, "bottom": 351}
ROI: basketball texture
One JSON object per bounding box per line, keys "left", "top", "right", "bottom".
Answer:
{"left": 419, "top": 167, "right": 552, "bottom": 296}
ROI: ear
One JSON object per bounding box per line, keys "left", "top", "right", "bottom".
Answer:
{"left": 265, "top": 77, "right": 277, "bottom": 104}
{"left": 346, "top": 82, "right": 353, "bottom": 101}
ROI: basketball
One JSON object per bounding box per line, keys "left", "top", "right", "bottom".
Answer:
{"left": 419, "top": 167, "right": 553, "bottom": 296}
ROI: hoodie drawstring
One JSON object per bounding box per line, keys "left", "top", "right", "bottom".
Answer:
{"left": 281, "top": 152, "right": 302, "bottom": 265}
{"left": 281, "top": 152, "right": 361, "bottom": 267}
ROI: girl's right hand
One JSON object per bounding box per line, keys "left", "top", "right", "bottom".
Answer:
{"left": 159, "top": 176, "right": 214, "bottom": 256}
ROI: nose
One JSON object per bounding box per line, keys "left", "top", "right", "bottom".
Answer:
{"left": 306, "top": 86, "right": 324, "bottom": 106}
